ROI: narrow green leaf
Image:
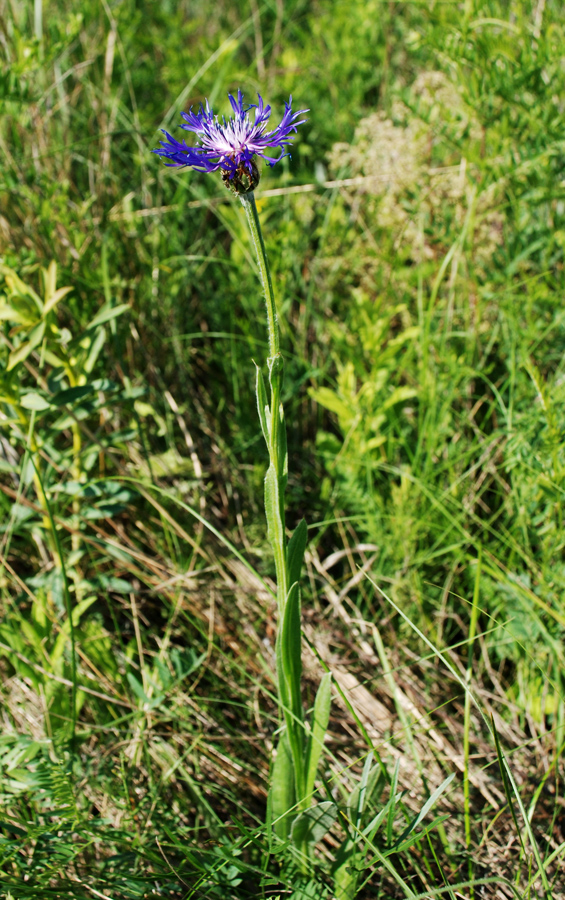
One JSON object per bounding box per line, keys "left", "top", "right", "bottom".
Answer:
{"left": 277, "top": 581, "right": 305, "bottom": 795}
{"left": 42, "top": 285, "right": 72, "bottom": 315}
{"left": 492, "top": 715, "right": 552, "bottom": 897}
{"left": 387, "top": 759, "right": 400, "bottom": 846}
{"left": 278, "top": 404, "right": 288, "bottom": 481}
{"left": 345, "top": 752, "right": 385, "bottom": 837}
{"left": 363, "top": 797, "right": 393, "bottom": 842}
{"left": 281, "top": 582, "right": 303, "bottom": 714}
{"left": 269, "top": 730, "right": 295, "bottom": 840}
{"left": 27, "top": 318, "right": 46, "bottom": 350}
{"left": 264, "top": 464, "right": 282, "bottom": 560}
{"left": 384, "top": 814, "right": 450, "bottom": 857}
{"left": 357, "top": 752, "right": 375, "bottom": 824}
{"left": 87, "top": 302, "right": 130, "bottom": 329}
{"left": 287, "top": 518, "right": 308, "bottom": 589}
{"left": 290, "top": 800, "right": 337, "bottom": 846}
{"left": 254, "top": 362, "right": 270, "bottom": 446}
{"left": 84, "top": 324, "right": 107, "bottom": 373}
{"left": 392, "top": 773, "right": 455, "bottom": 849}
{"left": 7, "top": 340, "right": 34, "bottom": 371}
{"left": 304, "top": 672, "right": 332, "bottom": 801}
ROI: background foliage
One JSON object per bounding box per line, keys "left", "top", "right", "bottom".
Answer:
{"left": 0, "top": 0, "right": 564, "bottom": 896}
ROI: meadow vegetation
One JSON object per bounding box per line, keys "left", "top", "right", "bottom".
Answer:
{"left": 0, "top": 0, "right": 564, "bottom": 896}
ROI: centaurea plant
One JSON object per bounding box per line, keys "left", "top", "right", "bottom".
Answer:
{"left": 154, "top": 90, "right": 452, "bottom": 896}
{"left": 155, "top": 90, "right": 331, "bottom": 863}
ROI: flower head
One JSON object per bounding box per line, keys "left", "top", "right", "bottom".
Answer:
{"left": 153, "top": 90, "right": 308, "bottom": 192}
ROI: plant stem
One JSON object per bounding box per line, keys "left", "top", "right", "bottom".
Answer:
{"left": 240, "top": 192, "right": 279, "bottom": 360}
{"left": 241, "top": 189, "right": 307, "bottom": 834}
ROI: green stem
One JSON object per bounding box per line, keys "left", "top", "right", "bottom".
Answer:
{"left": 242, "top": 189, "right": 307, "bottom": 838}
{"left": 240, "top": 192, "right": 279, "bottom": 360}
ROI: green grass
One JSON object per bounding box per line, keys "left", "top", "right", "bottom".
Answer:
{"left": 1, "top": 0, "right": 565, "bottom": 896}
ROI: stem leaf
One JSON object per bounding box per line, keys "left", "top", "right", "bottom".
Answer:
{"left": 255, "top": 362, "right": 270, "bottom": 446}
{"left": 287, "top": 518, "right": 308, "bottom": 588}
{"left": 281, "top": 582, "right": 303, "bottom": 714}
{"left": 269, "top": 729, "right": 296, "bottom": 840}
{"left": 304, "top": 671, "right": 332, "bottom": 801}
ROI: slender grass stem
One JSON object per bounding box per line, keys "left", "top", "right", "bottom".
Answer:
{"left": 464, "top": 551, "right": 481, "bottom": 898}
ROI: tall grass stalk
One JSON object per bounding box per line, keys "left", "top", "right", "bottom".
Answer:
{"left": 464, "top": 552, "right": 481, "bottom": 896}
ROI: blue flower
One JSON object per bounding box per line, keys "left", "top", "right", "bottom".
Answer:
{"left": 153, "top": 90, "right": 308, "bottom": 185}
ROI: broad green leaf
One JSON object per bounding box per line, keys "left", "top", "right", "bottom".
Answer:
{"left": 333, "top": 838, "right": 360, "bottom": 900}
{"left": 255, "top": 362, "right": 270, "bottom": 445}
{"left": 287, "top": 518, "right": 308, "bottom": 588}
{"left": 51, "top": 385, "right": 94, "bottom": 407}
{"left": 304, "top": 672, "right": 332, "bottom": 801}
{"left": 20, "top": 392, "right": 50, "bottom": 411}
{"left": 90, "top": 378, "right": 115, "bottom": 392}
{"left": 0, "top": 303, "right": 33, "bottom": 324}
{"left": 290, "top": 800, "right": 337, "bottom": 846}
{"left": 269, "top": 730, "right": 295, "bottom": 840}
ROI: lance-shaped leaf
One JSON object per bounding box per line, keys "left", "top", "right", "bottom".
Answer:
{"left": 276, "top": 581, "right": 305, "bottom": 793}
{"left": 304, "top": 672, "right": 332, "bottom": 802}
{"left": 43, "top": 285, "right": 73, "bottom": 316}
{"left": 347, "top": 752, "right": 385, "bottom": 829}
{"left": 269, "top": 729, "right": 296, "bottom": 840}
{"left": 277, "top": 403, "right": 288, "bottom": 484}
{"left": 287, "top": 518, "right": 308, "bottom": 589}
{"left": 280, "top": 582, "right": 303, "bottom": 717}
{"left": 7, "top": 319, "right": 46, "bottom": 371}
{"left": 264, "top": 464, "right": 287, "bottom": 600}
{"left": 254, "top": 362, "right": 270, "bottom": 446}
{"left": 87, "top": 302, "right": 130, "bottom": 330}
